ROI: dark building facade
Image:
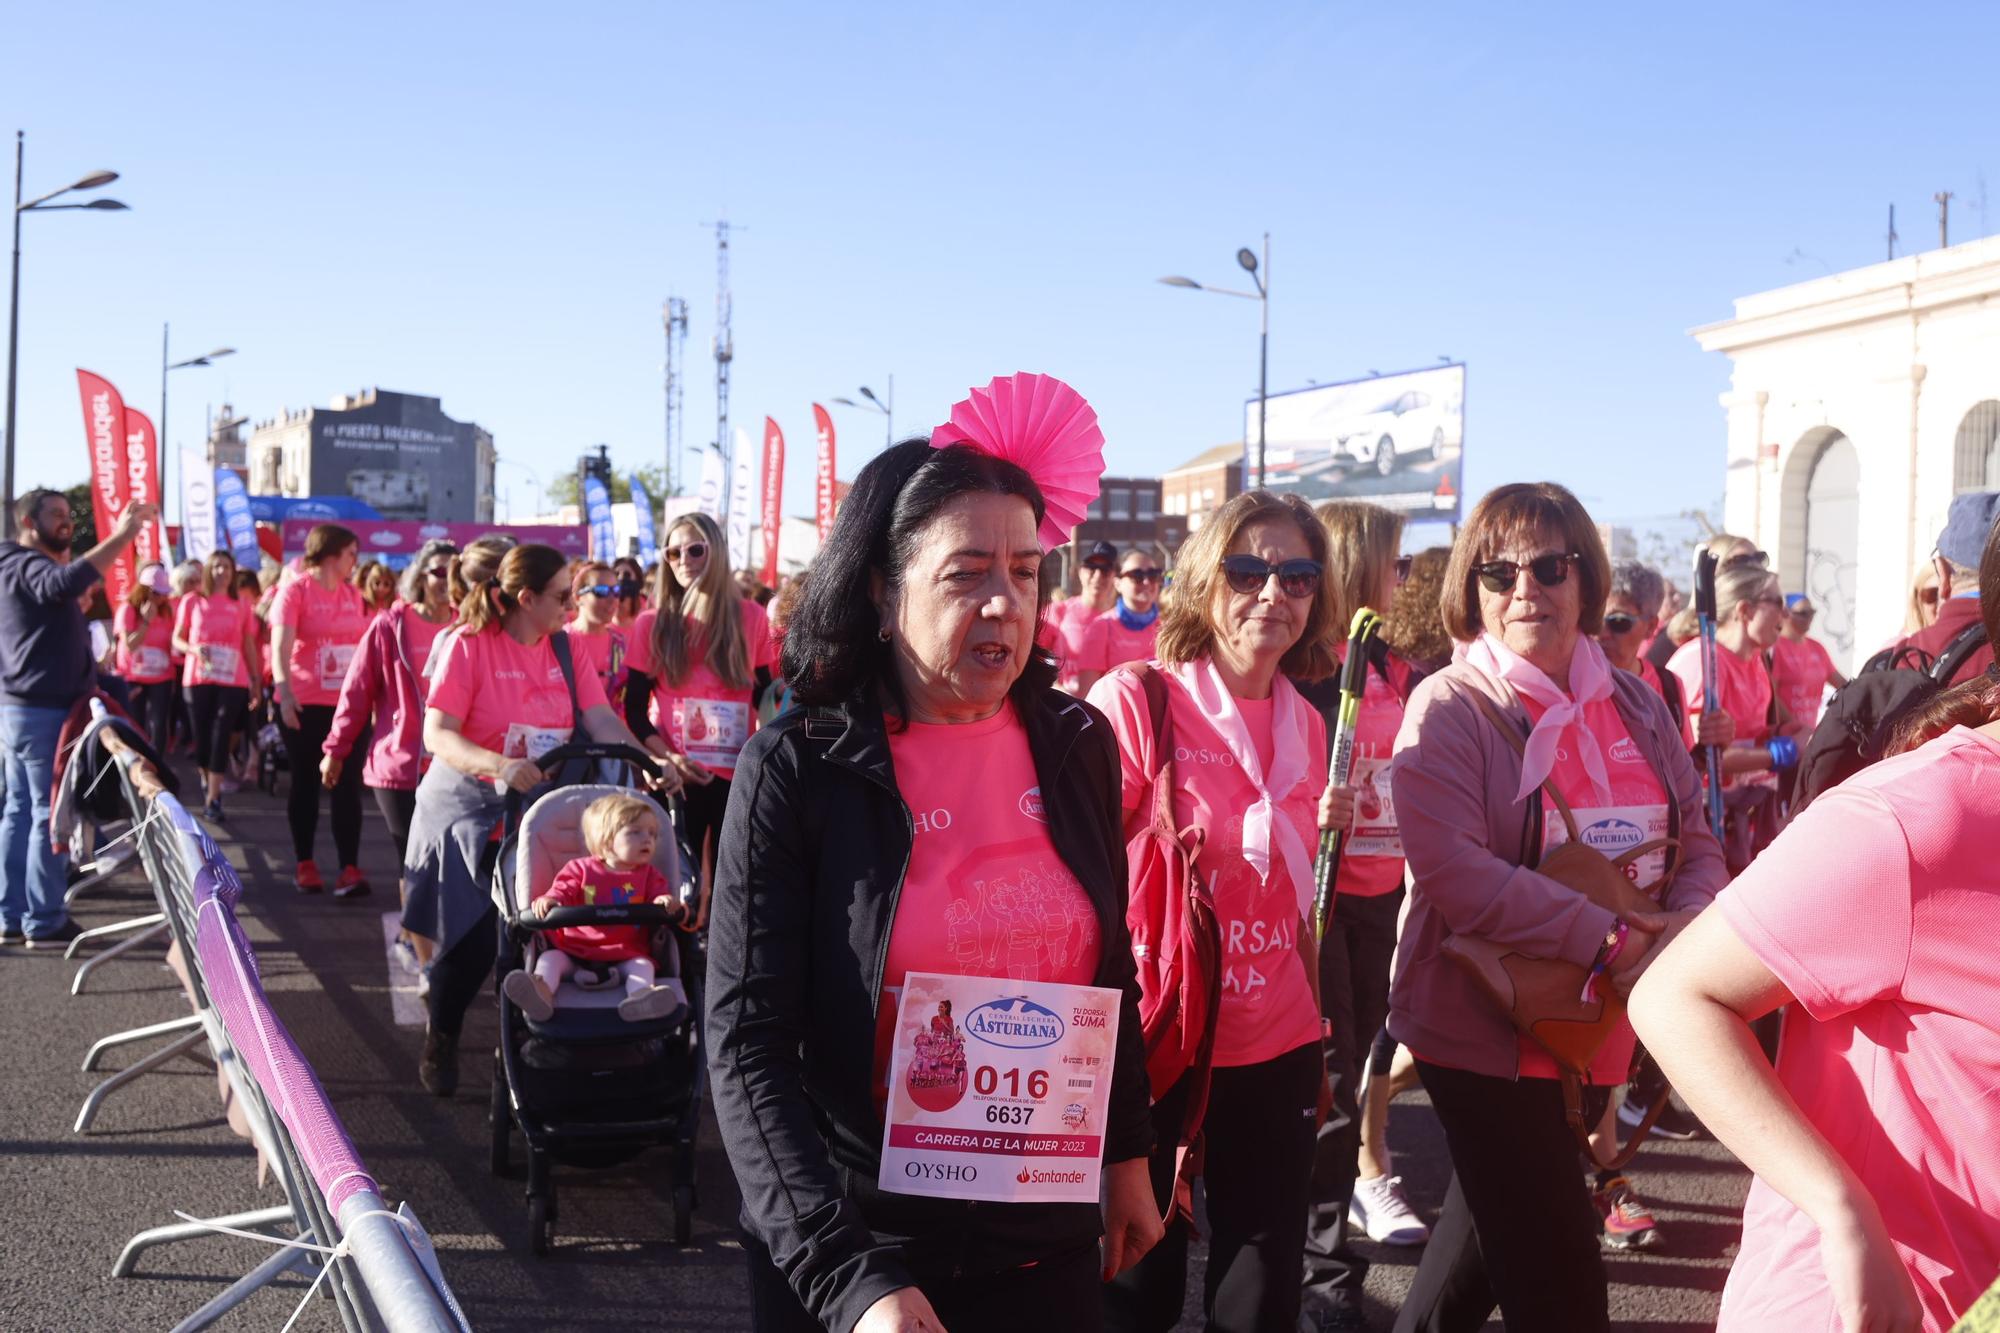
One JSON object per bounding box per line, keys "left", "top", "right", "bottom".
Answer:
{"left": 249, "top": 388, "right": 496, "bottom": 522}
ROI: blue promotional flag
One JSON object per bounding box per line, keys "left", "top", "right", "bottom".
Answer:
{"left": 628, "top": 474, "right": 658, "bottom": 564}
{"left": 215, "top": 469, "right": 261, "bottom": 568}
{"left": 583, "top": 476, "right": 616, "bottom": 561}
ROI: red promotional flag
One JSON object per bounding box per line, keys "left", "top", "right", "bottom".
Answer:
{"left": 813, "top": 403, "right": 837, "bottom": 541}
{"left": 120, "top": 406, "right": 167, "bottom": 573}
{"left": 760, "top": 416, "right": 786, "bottom": 588}
{"left": 76, "top": 369, "right": 134, "bottom": 603}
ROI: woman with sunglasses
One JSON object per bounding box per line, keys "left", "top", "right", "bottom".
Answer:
{"left": 322, "top": 538, "right": 459, "bottom": 982}
{"left": 1387, "top": 483, "right": 1726, "bottom": 1333}
{"left": 611, "top": 555, "right": 648, "bottom": 630}
{"left": 1051, "top": 541, "right": 1121, "bottom": 694}
{"left": 172, "top": 549, "right": 262, "bottom": 824}
{"left": 1291, "top": 500, "right": 1431, "bottom": 1326}
{"left": 1071, "top": 547, "right": 1166, "bottom": 696}
{"left": 565, "top": 561, "right": 632, "bottom": 703}
{"left": 405, "top": 543, "right": 674, "bottom": 1096}
{"left": 625, "top": 512, "right": 777, "bottom": 926}
{"left": 1665, "top": 564, "right": 1798, "bottom": 791}
{"left": 1090, "top": 491, "right": 1349, "bottom": 1333}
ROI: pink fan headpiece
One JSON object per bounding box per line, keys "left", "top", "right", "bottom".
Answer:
{"left": 929, "top": 372, "right": 1105, "bottom": 550}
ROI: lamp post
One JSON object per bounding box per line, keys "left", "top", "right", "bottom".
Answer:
{"left": 831, "top": 375, "right": 895, "bottom": 451}
{"left": 161, "top": 325, "right": 235, "bottom": 545}
{"left": 5, "top": 131, "right": 127, "bottom": 537}
{"left": 1160, "top": 233, "right": 1269, "bottom": 489}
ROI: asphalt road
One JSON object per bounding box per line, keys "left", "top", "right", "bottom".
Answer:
{"left": 0, "top": 761, "right": 1747, "bottom": 1331}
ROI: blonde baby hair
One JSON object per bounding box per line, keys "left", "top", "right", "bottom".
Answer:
{"left": 581, "top": 792, "right": 662, "bottom": 864}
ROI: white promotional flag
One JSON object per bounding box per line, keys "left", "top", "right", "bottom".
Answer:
{"left": 179, "top": 447, "right": 217, "bottom": 561}
{"left": 697, "top": 444, "right": 727, "bottom": 523}
{"left": 729, "top": 426, "right": 754, "bottom": 573}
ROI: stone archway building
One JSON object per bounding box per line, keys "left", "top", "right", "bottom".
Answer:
{"left": 1693, "top": 235, "right": 2000, "bottom": 670}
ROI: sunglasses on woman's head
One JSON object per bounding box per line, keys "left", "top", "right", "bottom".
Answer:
{"left": 1119, "top": 566, "right": 1164, "bottom": 584}
{"left": 665, "top": 542, "right": 708, "bottom": 564}
{"left": 1722, "top": 548, "right": 1770, "bottom": 571}
{"left": 1221, "top": 555, "right": 1323, "bottom": 598}
{"left": 1473, "top": 552, "right": 1580, "bottom": 594}
{"left": 1602, "top": 612, "right": 1639, "bottom": 635}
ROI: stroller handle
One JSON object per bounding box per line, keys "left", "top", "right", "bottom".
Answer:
{"left": 531, "top": 741, "right": 664, "bottom": 778}
{"left": 524, "top": 902, "right": 685, "bottom": 931}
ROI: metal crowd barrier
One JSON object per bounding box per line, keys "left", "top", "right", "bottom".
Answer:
{"left": 72, "top": 714, "right": 468, "bottom": 1332}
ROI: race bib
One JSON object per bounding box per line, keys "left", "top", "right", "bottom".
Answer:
{"left": 1545, "top": 803, "right": 1671, "bottom": 892}
{"left": 502, "top": 722, "right": 570, "bottom": 762}
{"left": 672, "top": 698, "right": 750, "bottom": 769}
{"left": 134, "top": 646, "right": 172, "bottom": 679}
{"left": 1345, "top": 754, "right": 1402, "bottom": 858}
{"left": 879, "top": 972, "right": 1120, "bottom": 1205}
{"left": 318, "top": 642, "right": 358, "bottom": 692}
{"left": 194, "top": 645, "right": 240, "bottom": 685}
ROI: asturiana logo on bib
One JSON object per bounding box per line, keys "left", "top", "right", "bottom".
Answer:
{"left": 1583, "top": 817, "right": 1645, "bottom": 853}
{"left": 1018, "top": 787, "right": 1047, "bottom": 822}
{"left": 1609, "top": 737, "right": 1643, "bottom": 765}
{"left": 964, "top": 997, "right": 1065, "bottom": 1050}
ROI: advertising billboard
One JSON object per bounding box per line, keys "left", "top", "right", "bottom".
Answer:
{"left": 306, "top": 391, "right": 487, "bottom": 522}
{"left": 1244, "top": 363, "right": 1465, "bottom": 519}
{"left": 281, "top": 519, "right": 587, "bottom": 569}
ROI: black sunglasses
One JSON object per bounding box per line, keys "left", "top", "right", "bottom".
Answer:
{"left": 1119, "top": 566, "right": 1164, "bottom": 583}
{"left": 1602, "top": 612, "right": 1639, "bottom": 635}
{"left": 1473, "top": 552, "right": 1580, "bottom": 594}
{"left": 580, "top": 583, "right": 618, "bottom": 598}
{"left": 1722, "top": 548, "right": 1770, "bottom": 571}
{"left": 1222, "top": 555, "right": 1323, "bottom": 598}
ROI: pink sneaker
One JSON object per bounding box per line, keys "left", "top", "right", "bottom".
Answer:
{"left": 1593, "top": 1174, "right": 1660, "bottom": 1249}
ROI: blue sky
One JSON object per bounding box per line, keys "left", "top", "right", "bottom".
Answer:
{"left": 5, "top": 1, "right": 1996, "bottom": 542}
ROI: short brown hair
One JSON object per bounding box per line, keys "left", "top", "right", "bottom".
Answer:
{"left": 302, "top": 523, "right": 359, "bottom": 567}
{"left": 1154, "top": 490, "right": 1340, "bottom": 683}
{"left": 581, "top": 791, "right": 661, "bottom": 863}
{"left": 1441, "top": 482, "right": 1610, "bottom": 642}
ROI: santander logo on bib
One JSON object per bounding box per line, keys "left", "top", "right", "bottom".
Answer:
{"left": 1609, "top": 737, "right": 1644, "bottom": 765}
{"left": 1018, "top": 787, "right": 1047, "bottom": 823}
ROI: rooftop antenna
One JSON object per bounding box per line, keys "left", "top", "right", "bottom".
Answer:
{"left": 662, "top": 296, "right": 689, "bottom": 494}
{"left": 708, "top": 218, "right": 739, "bottom": 514}
{"left": 1936, "top": 191, "right": 1955, "bottom": 249}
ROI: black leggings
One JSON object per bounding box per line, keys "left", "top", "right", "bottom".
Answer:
{"left": 1392, "top": 1061, "right": 1613, "bottom": 1333}
{"left": 373, "top": 785, "right": 417, "bottom": 868}
{"left": 130, "top": 679, "right": 175, "bottom": 756}
{"left": 426, "top": 905, "right": 498, "bottom": 1037}
{"left": 679, "top": 773, "right": 732, "bottom": 868}
{"left": 185, "top": 684, "right": 249, "bottom": 775}
{"left": 278, "top": 703, "right": 368, "bottom": 865}
{"left": 1105, "top": 1040, "right": 1321, "bottom": 1333}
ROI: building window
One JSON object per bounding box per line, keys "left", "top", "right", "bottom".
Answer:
{"left": 1137, "top": 488, "right": 1157, "bottom": 521}
{"left": 1108, "top": 487, "right": 1132, "bottom": 520}
{"left": 1955, "top": 400, "right": 2000, "bottom": 492}
{"left": 1087, "top": 495, "right": 1104, "bottom": 519}
{"left": 1201, "top": 486, "right": 1216, "bottom": 509}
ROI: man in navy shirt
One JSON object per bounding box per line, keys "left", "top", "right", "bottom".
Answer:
{"left": 0, "top": 489, "right": 156, "bottom": 946}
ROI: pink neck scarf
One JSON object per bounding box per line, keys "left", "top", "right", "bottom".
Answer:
{"left": 1166, "top": 657, "right": 1317, "bottom": 916}
{"left": 1461, "top": 632, "right": 1616, "bottom": 806}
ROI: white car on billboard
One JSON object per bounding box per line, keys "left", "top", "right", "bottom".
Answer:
{"left": 1332, "top": 389, "right": 1451, "bottom": 476}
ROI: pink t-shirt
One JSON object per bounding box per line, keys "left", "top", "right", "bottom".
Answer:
{"left": 1714, "top": 727, "right": 2000, "bottom": 1333}
{"left": 1516, "top": 693, "right": 1670, "bottom": 1084}
{"left": 1078, "top": 610, "right": 1160, "bottom": 678}
{"left": 1090, "top": 668, "right": 1327, "bottom": 1069}
{"left": 269, "top": 574, "right": 372, "bottom": 707}
{"left": 399, "top": 608, "right": 448, "bottom": 690}
{"left": 538, "top": 855, "right": 670, "bottom": 963}
{"left": 567, "top": 625, "right": 630, "bottom": 705}
{"left": 428, "top": 625, "right": 609, "bottom": 758}
{"left": 1668, "top": 638, "right": 1776, "bottom": 775}
{"left": 627, "top": 601, "right": 776, "bottom": 778}
{"left": 114, "top": 603, "right": 177, "bottom": 684}
{"left": 1047, "top": 598, "right": 1105, "bottom": 690}
{"left": 872, "top": 702, "right": 1103, "bottom": 1097}
{"left": 1771, "top": 634, "right": 1838, "bottom": 731}
{"left": 1336, "top": 643, "right": 1409, "bottom": 898}
{"left": 174, "top": 592, "right": 253, "bottom": 688}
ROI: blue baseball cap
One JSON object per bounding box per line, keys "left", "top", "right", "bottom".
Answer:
{"left": 1936, "top": 491, "right": 2000, "bottom": 570}
{"left": 1784, "top": 593, "right": 1810, "bottom": 611}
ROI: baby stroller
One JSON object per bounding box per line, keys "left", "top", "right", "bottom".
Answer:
{"left": 486, "top": 742, "right": 706, "bottom": 1255}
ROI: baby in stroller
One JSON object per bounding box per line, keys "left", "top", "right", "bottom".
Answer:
{"left": 502, "top": 792, "right": 688, "bottom": 1024}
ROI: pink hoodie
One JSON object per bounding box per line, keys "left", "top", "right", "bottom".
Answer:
{"left": 324, "top": 603, "right": 445, "bottom": 791}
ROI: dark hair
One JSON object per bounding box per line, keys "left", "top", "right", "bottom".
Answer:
{"left": 1441, "top": 482, "right": 1611, "bottom": 640}
{"left": 782, "top": 439, "right": 1052, "bottom": 715}
{"left": 1891, "top": 513, "right": 2000, "bottom": 753}
{"left": 302, "top": 523, "right": 359, "bottom": 567}
{"left": 16, "top": 488, "right": 65, "bottom": 530}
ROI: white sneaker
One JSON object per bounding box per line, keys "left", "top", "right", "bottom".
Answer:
{"left": 1349, "top": 1175, "right": 1430, "bottom": 1246}
{"left": 390, "top": 936, "right": 421, "bottom": 977}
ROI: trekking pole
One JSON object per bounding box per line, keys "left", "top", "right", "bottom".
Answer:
{"left": 1693, "top": 548, "right": 1726, "bottom": 836}
{"left": 1312, "top": 608, "right": 1382, "bottom": 943}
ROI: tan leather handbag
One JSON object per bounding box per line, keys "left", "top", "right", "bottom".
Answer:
{"left": 1439, "top": 692, "right": 1679, "bottom": 1170}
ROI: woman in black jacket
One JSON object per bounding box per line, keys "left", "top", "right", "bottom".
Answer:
{"left": 708, "top": 425, "right": 1162, "bottom": 1333}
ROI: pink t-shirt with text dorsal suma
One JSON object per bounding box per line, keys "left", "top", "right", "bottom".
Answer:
{"left": 427, "top": 625, "right": 608, "bottom": 759}
{"left": 1089, "top": 667, "right": 1327, "bottom": 1070}
{"left": 270, "top": 574, "right": 372, "bottom": 707}
{"left": 870, "top": 700, "right": 1103, "bottom": 1100}
{"left": 1714, "top": 726, "right": 2000, "bottom": 1333}
{"left": 627, "top": 600, "right": 776, "bottom": 778}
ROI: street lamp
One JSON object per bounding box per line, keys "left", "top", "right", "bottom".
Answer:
{"left": 161, "top": 326, "right": 235, "bottom": 544}
{"left": 5, "top": 132, "right": 128, "bottom": 537}
{"left": 830, "top": 374, "right": 895, "bottom": 450}
{"left": 1159, "top": 233, "right": 1270, "bottom": 489}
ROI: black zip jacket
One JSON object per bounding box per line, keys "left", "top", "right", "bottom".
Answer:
{"left": 706, "top": 681, "right": 1155, "bottom": 1333}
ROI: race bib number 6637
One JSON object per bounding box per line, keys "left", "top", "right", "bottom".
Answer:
{"left": 879, "top": 972, "right": 1120, "bottom": 1205}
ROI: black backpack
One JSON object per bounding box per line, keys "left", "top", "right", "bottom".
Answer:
{"left": 1789, "top": 621, "right": 1988, "bottom": 814}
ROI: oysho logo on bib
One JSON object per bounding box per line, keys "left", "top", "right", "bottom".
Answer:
{"left": 1017, "top": 787, "right": 1047, "bottom": 823}
{"left": 1609, "top": 737, "right": 1644, "bottom": 765}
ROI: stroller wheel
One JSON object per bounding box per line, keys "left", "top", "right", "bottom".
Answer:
{"left": 673, "top": 1182, "right": 694, "bottom": 1246}
{"left": 488, "top": 1074, "right": 511, "bottom": 1176}
{"left": 528, "top": 1194, "right": 552, "bottom": 1256}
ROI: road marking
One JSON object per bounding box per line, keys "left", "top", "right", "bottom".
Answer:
{"left": 381, "top": 911, "right": 427, "bottom": 1027}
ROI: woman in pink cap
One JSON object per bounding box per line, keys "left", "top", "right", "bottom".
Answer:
{"left": 114, "top": 561, "right": 179, "bottom": 756}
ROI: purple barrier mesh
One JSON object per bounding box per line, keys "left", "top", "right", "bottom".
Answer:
{"left": 167, "top": 800, "right": 382, "bottom": 1217}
